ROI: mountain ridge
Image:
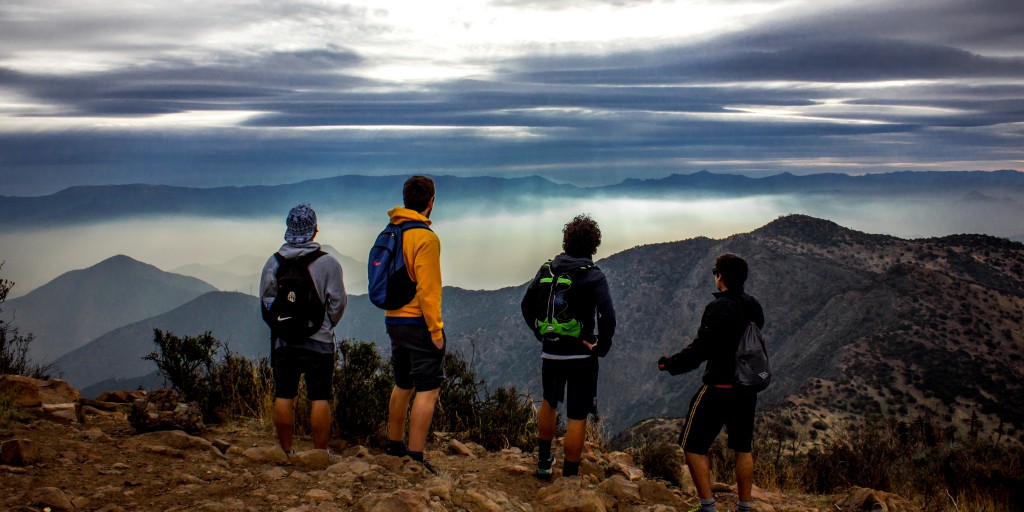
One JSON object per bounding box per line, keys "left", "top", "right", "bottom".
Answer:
{"left": 4, "top": 255, "right": 216, "bottom": 362}
{"left": 2, "top": 170, "right": 1023, "bottom": 228}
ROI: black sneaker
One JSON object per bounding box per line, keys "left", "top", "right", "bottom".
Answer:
{"left": 534, "top": 455, "right": 554, "bottom": 480}
{"left": 419, "top": 459, "right": 437, "bottom": 474}
{"left": 384, "top": 440, "right": 407, "bottom": 457}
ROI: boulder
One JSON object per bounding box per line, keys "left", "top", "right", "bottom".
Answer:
{"left": 536, "top": 477, "right": 615, "bottom": 512}
{"left": 128, "top": 388, "right": 204, "bottom": 434}
{"left": 0, "top": 375, "right": 82, "bottom": 424}
{"left": 1, "top": 438, "right": 39, "bottom": 466}
{"left": 29, "top": 486, "right": 75, "bottom": 512}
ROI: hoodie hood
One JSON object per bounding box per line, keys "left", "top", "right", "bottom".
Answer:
{"left": 277, "top": 241, "right": 322, "bottom": 260}
{"left": 550, "top": 252, "right": 594, "bottom": 274}
{"left": 388, "top": 206, "right": 433, "bottom": 226}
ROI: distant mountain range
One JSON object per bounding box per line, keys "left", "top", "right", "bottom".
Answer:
{"left": 4, "top": 255, "right": 216, "bottom": 362}
{"left": 170, "top": 245, "right": 367, "bottom": 297}
{"left": 1, "top": 171, "right": 1022, "bottom": 228}
{"left": 29, "top": 214, "right": 1024, "bottom": 440}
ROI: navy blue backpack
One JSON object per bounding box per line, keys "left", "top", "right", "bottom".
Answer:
{"left": 367, "top": 221, "right": 431, "bottom": 310}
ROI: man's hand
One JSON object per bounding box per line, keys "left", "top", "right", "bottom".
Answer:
{"left": 432, "top": 330, "right": 446, "bottom": 350}
{"left": 582, "top": 339, "right": 597, "bottom": 351}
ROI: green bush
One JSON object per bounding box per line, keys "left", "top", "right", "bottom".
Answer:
{"left": 632, "top": 436, "right": 685, "bottom": 486}
{"left": 144, "top": 329, "right": 219, "bottom": 405}
{"left": 333, "top": 339, "right": 392, "bottom": 443}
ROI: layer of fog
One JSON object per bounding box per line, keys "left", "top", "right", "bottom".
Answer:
{"left": 1, "top": 193, "right": 1021, "bottom": 299}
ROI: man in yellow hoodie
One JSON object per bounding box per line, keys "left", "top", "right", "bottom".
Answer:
{"left": 383, "top": 175, "right": 445, "bottom": 471}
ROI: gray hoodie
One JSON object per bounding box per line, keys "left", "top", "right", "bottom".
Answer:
{"left": 260, "top": 242, "right": 347, "bottom": 353}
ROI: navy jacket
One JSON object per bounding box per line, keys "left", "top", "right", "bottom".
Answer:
{"left": 520, "top": 253, "right": 616, "bottom": 358}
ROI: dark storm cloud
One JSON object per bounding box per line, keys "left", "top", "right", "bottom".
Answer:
{"left": 0, "top": 0, "right": 1021, "bottom": 195}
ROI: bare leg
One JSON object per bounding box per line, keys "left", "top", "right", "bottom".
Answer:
{"left": 735, "top": 451, "right": 753, "bottom": 502}
{"left": 538, "top": 399, "right": 557, "bottom": 441}
{"left": 388, "top": 386, "right": 414, "bottom": 442}
{"left": 408, "top": 388, "right": 440, "bottom": 452}
{"left": 310, "top": 400, "right": 331, "bottom": 450}
{"left": 685, "top": 451, "right": 714, "bottom": 500}
{"left": 274, "top": 398, "right": 295, "bottom": 452}
{"left": 563, "top": 418, "right": 588, "bottom": 462}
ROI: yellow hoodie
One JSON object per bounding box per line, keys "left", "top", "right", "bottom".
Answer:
{"left": 385, "top": 206, "right": 444, "bottom": 342}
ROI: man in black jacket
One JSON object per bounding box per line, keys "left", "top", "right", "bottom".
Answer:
{"left": 521, "top": 214, "right": 616, "bottom": 479}
{"left": 658, "top": 253, "right": 764, "bottom": 512}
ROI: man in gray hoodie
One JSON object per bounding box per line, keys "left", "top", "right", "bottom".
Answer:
{"left": 260, "top": 204, "right": 347, "bottom": 452}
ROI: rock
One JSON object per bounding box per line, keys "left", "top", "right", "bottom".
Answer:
{"left": 423, "top": 477, "right": 453, "bottom": 500}
{"left": 211, "top": 438, "right": 232, "bottom": 454}
{"left": 305, "top": 488, "right": 334, "bottom": 502}
{"left": 128, "top": 388, "right": 204, "bottom": 434}
{"left": 836, "top": 487, "right": 919, "bottom": 512}
{"left": 607, "top": 461, "right": 644, "bottom": 481}
{"left": 124, "top": 430, "right": 220, "bottom": 458}
{"left": 638, "top": 480, "right": 685, "bottom": 506}
{"left": 41, "top": 402, "right": 84, "bottom": 423}
{"left": 1, "top": 438, "right": 39, "bottom": 465}
{"left": 76, "top": 428, "right": 114, "bottom": 443}
{"left": 29, "top": 486, "right": 75, "bottom": 511}
{"left": 448, "top": 439, "right": 477, "bottom": 458}
{"left": 96, "top": 390, "right": 147, "bottom": 403}
{"left": 259, "top": 466, "right": 289, "bottom": 481}
{"left": 343, "top": 445, "right": 371, "bottom": 458}
{"left": 581, "top": 459, "right": 605, "bottom": 479}
{"left": 358, "top": 489, "right": 441, "bottom": 512}
{"left": 536, "top": 477, "right": 615, "bottom": 512}
{"left": 291, "top": 448, "right": 332, "bottom": 469}
{"left": 242, "top": 445, "right": 289, "bottom": 465}
{"left": 597, "top": 475, "right": 642, "bottom": 502}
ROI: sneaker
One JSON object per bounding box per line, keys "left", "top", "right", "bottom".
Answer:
{"left": 534, "top": 456, "right": 554, "bottom": 480}
{"left": 419, "top": 459, "right": 437, "bottom": 474}
{"left": 384, "top": 440, "right": 407, "bottom": 457}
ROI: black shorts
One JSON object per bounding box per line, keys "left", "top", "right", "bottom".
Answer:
{"left": 273, "top": 347, "right": 335, "bottom": 401}
{"left": 541, "top": 357, "right": 598, "bottom": 421}
{"left": 679, "top": 385, "right": 757, "bottom": 454}
{"left": 388, "top": 324, "right": 446, "bottom": 392}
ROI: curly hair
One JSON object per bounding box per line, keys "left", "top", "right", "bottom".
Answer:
{"left": 562, "top": 214, "right": 602, "bottom": 257}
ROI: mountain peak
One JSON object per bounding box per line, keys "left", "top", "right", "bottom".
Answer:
{"left": 755, "top": 214, "right": 849, "bottom": 241}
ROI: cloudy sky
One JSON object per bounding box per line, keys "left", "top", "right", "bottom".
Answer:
{"left": 1, "top": 0, "right": 1023, "bottom": 196}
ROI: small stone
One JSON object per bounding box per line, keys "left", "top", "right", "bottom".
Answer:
{"left": 447, "top": 439, "right": 476, "bottom": 458}
{"left": 598, "top": 475, "right": 642, "bottom": 502}
{"left": 305, "top": 488, "right": 334, "bottom": 502}
{"left": 259, "top": 466, "right": 288, "bottom": 481}
{"left": 212, "top": 439, "right": 232, "bottom": 454}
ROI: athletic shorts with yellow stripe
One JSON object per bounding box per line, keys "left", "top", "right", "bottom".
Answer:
{"left": 678, "top": 385, "right": 757, "bottom": 455}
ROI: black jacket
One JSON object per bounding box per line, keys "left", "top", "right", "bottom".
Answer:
{"left": 520, "top": 253, "right": 616, "bottom": 357}
{"left": 662, "top": 289, "right": 764, "bottom": 385}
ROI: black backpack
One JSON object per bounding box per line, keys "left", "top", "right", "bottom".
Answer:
{"left": 532, "top": 261, "right": 593, "bottom": 340}
{"left": 263, "top": 250, "right": 327, "bottom": 343}
{"left": 732, "top": 299, "right": 771, "bottom": 392}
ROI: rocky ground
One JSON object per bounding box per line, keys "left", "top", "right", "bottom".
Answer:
{"left": 0, "top": 378, "right": 920, "bottom": 511}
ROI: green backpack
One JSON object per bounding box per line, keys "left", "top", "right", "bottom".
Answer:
{"left": 534, "top": 261, "right": 593, "bottom": 340}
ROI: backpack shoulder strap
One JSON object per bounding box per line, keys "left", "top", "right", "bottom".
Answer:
{"left": 398, "top": 220, "right": 431, "bottom": 232}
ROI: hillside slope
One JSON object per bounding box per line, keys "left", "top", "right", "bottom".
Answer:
{"left": 3, "top": 255, "right": 215, "bottom": 362}
{"left": 53, "top": 291, "right": 269, "bottom": 389}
